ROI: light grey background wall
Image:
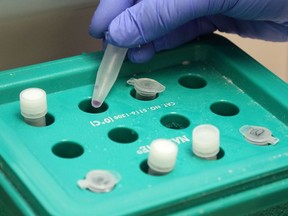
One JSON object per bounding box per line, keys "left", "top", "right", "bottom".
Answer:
{"left": 0, "top": 2, "right": 287, "bottom": 82}
{"left": 0, "top": 2, "right": 100, "bottom": 71}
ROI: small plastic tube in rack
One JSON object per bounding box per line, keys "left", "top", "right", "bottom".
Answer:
{"left": 239, "top": 125, "right": 279, "bottom": 145}
{"left": 127, "top": 78, "right": 166, "bottom": 100}
{"left": 77, "top": 170, "right": 121, "bottom": 193}
{"left": 192, "top": 124, "right": 220, "bottom": 160}
{"left": 147, "top": 139, "right": 178, "bottom": 175}
{"left": 91, "top": 44, "right": 128, "bottom": 108}
{"left": 20, "top": 88, "right": 47, "bottom": 127}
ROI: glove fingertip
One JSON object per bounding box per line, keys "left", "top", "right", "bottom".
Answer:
{"left": 105, "top": 30, "right": 131, "bottom": 47}
{"left": 105, "top": 9, "right": 145, "bottom": 47}
{"left": 89, "top": 26, "right": 103, "bottom": 39}
{"left": 127, "top": 44, "right": 156, "bottom": 63}
{"left": 89, "top": 13, "right": 106, "bottom": 39}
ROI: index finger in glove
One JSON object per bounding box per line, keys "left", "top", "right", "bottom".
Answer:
{"left": 106, "top": 0, "right": 236, "bottom": 47}
{"left": 89, "top": 0, "right": 136, "bottom": 39}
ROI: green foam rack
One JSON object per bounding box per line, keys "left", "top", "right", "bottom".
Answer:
{"left": 0, "top": 34, "right": 288, "bottom": 216}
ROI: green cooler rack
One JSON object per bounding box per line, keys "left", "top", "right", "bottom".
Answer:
{"left": 0, "top": 34, "right": 288, "bottom": 215}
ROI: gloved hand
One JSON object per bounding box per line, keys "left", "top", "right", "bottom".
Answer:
{"left": 89, "top": 0, "right": 288, "bottom": 63}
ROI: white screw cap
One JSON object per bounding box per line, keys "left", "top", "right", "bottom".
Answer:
{"left": 20, "top": 88, "right": 47, "bottom": 119}
{"left": 192, "top": 124, "right": 220, "bottom": 158}
{"left": 148, "top": 139, "right": 178, "bottom": 173}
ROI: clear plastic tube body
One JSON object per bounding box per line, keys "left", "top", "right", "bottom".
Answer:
{"left": 91, "top": 44, "right": 128, "bottom": 108}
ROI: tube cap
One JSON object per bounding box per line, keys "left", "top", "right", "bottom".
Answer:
{"left": 77, "top": 170, "right": 121, "bottom": 193}
{"left": 127, "top": 78, "right": 165, "bottom": 100}
{"left": 192, "top": 124, "right": 220, "bottom": 158}
{"left": 20, "top": 88, "right": 47, "bottom": 119}
{"left": 239, "top": 125, "right": 279, "bottom": 145}
{"left": 148, "top": 139, "right": 178, "bottom": 173}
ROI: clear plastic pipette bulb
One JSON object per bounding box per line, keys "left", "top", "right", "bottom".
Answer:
{"left": 91, "top": 44, "right": 128, "bottom": 108}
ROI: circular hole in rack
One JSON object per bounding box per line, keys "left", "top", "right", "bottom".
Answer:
{"left": 130, "top": 89, "right": 159, "bottom": 101}
{"left": 194, "top": 148, "right": 225, "bottom": 160}
{"left": 160, "top": 114, "right": 190, "bottom": 129}
{"left": 140, "top": 159, "right": 150, "bottom": 174}
{"left": 139, "top": 160, "right": 168, "bottom": 176}
{"left": 45, "top": 113, "right": 55, "bottom": 126}
{"left": 178, "top": 75, "right": 207, "bottom": 89}
{"left": 79, "top": 98, "right": 108, "bottom": 114}
{"left": 210, "top": 101, "right": 239, "bottom": 116}
{"left": 52, "top": 141, "right": 84, "bottom": 159}
{"left": 23, "top": 112, "right": 55, "bottom": 127}
{"left": 216, "top": 148, "right": 225, "bottom": 160}
{"left": 108, "top": 127, "right": 138, "bottom": 144}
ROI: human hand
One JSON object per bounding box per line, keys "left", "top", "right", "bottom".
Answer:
{"left": 89, "top": 0, "right": 288, "bottom": 63}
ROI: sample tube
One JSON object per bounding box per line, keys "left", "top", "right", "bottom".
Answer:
{"left": 192, "top": 124, "right": 220, "bottom": 160}
{"left": 127, "top": 78, "right": 166, "bottom": 100}
{"left": 239, "top": 125, "right": 279, "bottom": 145}
{"left": 77, "top": 170, "right": 121, "bottom": 193}
{"left": 20, "top": 88, "right": 47, "bottom": 127}
{"left": 147, "top": 139, "right": 178, "bottom": 175}
{"left": 91, "top": 44, "right": 128, "bottom": 108}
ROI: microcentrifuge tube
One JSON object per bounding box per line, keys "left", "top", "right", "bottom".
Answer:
{"left": 239, "top": 125, "right": 279, "bottom": 145}
{"left": 20, "top": 88, "right": 47, "bottom": 127}
{"left": 77, "top": 170, "right": 121, "bottom": 193}
{"left": 192, "top": 124, "right": 220, "bottom": 160}
{"left": 147, "top": 139, "right": 178, "bottom": 175}
{"left": 127, "top": 78, "right": 166, "bottom": 100}
{"left": 91, "top": 44, "right": 128, "bottom": 108}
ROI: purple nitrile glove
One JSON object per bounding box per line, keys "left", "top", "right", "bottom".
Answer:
{"left": 89, "top": 0, "right": 288, "bottom": 63}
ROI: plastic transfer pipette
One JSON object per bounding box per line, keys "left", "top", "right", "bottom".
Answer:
{"left": 91, "top": 44, "right": 128, "bottom": 108}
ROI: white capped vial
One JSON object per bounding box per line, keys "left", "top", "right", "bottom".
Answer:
{"left": 77, "top": 170, "right": 121, "bottom": 193}
{"left": 148, "top": 139, "right": 178, "bottom": 175}
{"left": 192, "top": 124, "right": 220, "bottom": 160}
{"left": 20, "top": 88, "right": 47, "bottom": 127}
